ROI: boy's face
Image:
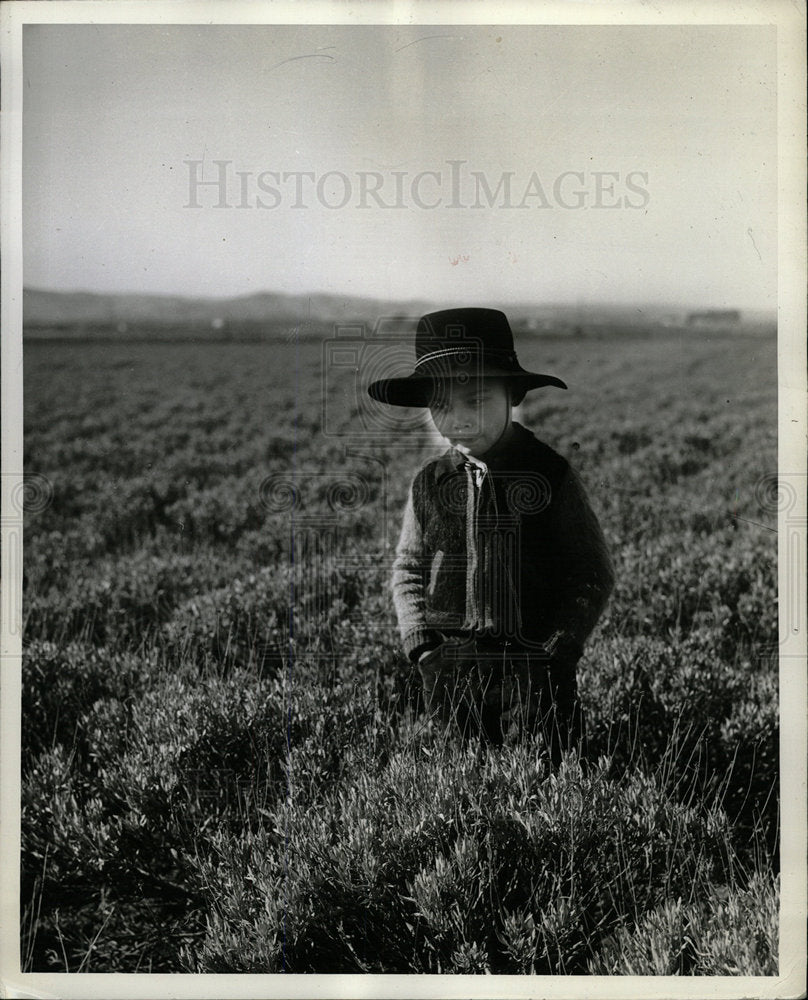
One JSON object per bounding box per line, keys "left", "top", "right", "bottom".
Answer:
{"left": 428, "top": 376, "right": 512, "bottom": 457}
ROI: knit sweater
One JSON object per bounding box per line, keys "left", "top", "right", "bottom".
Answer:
{"left": 391, "top": 421, "right": 615, "bottom": 662}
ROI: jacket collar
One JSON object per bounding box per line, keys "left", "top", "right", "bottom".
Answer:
{"left": 446, "top": 421, "right": 530, "bottom": 472}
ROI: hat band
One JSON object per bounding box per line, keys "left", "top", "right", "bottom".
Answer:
{"left": 414, "top": 347, "right": 517, "bottom": 371}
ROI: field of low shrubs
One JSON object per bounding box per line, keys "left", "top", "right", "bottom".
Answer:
{"left": 20, "top": 330, "right": 779, "bottom": 974}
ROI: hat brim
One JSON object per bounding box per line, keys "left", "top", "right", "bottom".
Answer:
{"left": 367, "top": 369, "right": 567, "bottom": 407}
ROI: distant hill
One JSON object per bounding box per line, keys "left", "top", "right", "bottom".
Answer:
{"left": 23, "top": 287, "right": 437, "bottom": 332}
{"left": 22, "top": 287, "right": 776, "bottom": 339}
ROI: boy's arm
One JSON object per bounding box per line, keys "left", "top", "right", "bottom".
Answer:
{"left": 542, "top": 466, "right": 615, "bottom": 658}
{"left": 391, "top": 483, "right": 443, "bottom": 662}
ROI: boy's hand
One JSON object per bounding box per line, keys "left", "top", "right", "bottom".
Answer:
{"left": 418, "top": 645, "right": 441, "bottom": 663}
{"left": 416, "top": 637, "right": 484, "bottom": 719}
{"left": 417, "top": 643, "right": 446, "bottom": 716}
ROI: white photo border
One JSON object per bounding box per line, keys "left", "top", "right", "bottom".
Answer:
{"left": 1, "top": 1, "right": 805, "bottom": 998}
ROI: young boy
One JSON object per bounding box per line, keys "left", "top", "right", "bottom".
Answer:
{"left": 368, "top": 308, "right": 614, "bottom": 764}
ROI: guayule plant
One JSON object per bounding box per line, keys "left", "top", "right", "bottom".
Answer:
{"left": 187, "top": 751, "right": 733, "bottom": 973}
{"left": 21, "top": 333, "right": 779, "bottom": 972}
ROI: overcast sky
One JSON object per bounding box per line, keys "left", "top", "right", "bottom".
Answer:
{"left": 23, "top": 23, "right": 777, "bottom": 309}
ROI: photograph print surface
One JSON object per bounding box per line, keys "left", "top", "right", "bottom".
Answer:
{"left": 2, "top": 3, "right": 805, "bottom": 996}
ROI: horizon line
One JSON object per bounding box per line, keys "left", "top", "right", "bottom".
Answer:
{"left": 22, "top": 284, "right": 777, "bottom": 317}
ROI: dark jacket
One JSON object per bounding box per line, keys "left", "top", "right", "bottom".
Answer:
{"left": 392, "top": 422, "right": 614, "bottom": 662}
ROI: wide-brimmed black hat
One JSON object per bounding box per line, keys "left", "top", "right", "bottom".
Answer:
{"left": 367, "top": 307, "right": 567, "bottom": 407}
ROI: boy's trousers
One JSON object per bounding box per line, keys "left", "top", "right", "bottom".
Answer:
{"left": 417, "top": 634, "right": 584, "bottom": 766}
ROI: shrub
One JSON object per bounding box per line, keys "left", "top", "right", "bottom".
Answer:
{"left": 21, "top": 640, "right": 149, "bottom": 763}
{"left": 589, "top": 873, "right": 778, "bottom": 975}
{"left": 162, "top": 568, "right": 290, "bottom": 673}
{"left": 25, "top": 552, "right": 202, "bottom": 645}
{"left": 188, "top": 750, "right": 734, "bottom": 974}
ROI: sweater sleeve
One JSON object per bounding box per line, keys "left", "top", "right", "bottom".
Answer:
{"left": 543, "top": 465, "right": 615, "bottom": 655}
{"left": 391, "top": 480, "right": 444, "bottom": 662}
